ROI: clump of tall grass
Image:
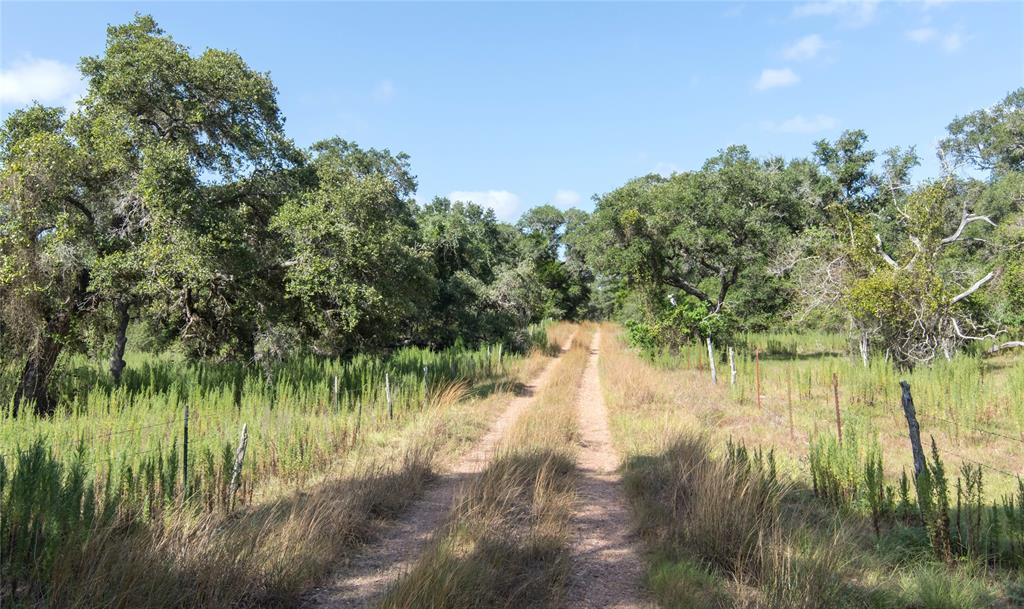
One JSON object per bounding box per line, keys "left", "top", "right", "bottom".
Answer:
{"left": 622, "top": 434, "right": 849, "bottom": 609}
{"left": 898, "top": 564, "right": 993, "bottom": 609}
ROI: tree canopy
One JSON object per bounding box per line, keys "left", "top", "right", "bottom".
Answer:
{"left": 2, "top": 15, "right": 1021, "bottom": 413}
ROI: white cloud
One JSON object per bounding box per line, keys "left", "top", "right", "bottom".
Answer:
{"left": 0, "top": 57, "right": 83, "bottom": 110}
{"left": 783, "top": 34, "right": 825, "bottom": 61}
{"left": 371, "top": 79, "right": 395, "bottom": 102}
{"left": 792, "top": 1, "right": 878, "bottom": 28}
{"left": 941, "top": 32, "right": 963, "bottom": 52}
{"left": 755, "top": 68, "right": 800, "bottom": 91}
{"left": 906, "top": 27, "right": 938, "bottom": 43}
{"left": 762, "top": 114, "right": 839, "bottom": 134}
{"left": 449, "top": 190, "right": 523, "bottom": 221}
{"left": 552, "top": 189, "right": 582, "bottom": 208}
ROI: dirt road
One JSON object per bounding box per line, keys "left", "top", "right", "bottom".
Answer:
{"left": 304, "top": 344, "right": 571, "bottom": 609}
{"left": 565, "top": 331, "right": 650, "bottom": 609}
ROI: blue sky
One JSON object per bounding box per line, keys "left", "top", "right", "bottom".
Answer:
{"left": 2, "top": 1, "right": 1022, "bottom": 220}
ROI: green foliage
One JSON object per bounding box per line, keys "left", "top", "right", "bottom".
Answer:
{"left": 272, "top": 138, "right": 431, "bottom": 354}
{"left": 941, "top": 87, "right": 1024, "bottom": 174}
{"left": 587, "top": 146, "right": 807, "bottom": 323}
{"left": 1, "top": 14, "right": 595, "bottom": 414}
{"left": 516, "top": 204, "right": 594, "bottom": 321}
{"left": 417, "top": 197, "right": 534, "bottom": 348}
{"left": 623, "top": 297, "right": 735, "bottom": 352}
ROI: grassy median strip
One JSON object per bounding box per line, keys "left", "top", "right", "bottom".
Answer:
{"left": 376, "top": 326, "right": 595, "bottom": 609}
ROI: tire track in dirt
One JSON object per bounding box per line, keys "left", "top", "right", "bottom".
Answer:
{"left": 303, "top": 340, "right": 574, "bottom": 609}
{"left": 566, "top": 331, "right": 650, "bottom": 609}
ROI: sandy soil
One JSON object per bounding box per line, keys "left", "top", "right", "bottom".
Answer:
{"left": 565, "top": 331, "right": 652, "bottom": 609}
{"left": 303, "top": 343, "right": 571, "bottom": 609}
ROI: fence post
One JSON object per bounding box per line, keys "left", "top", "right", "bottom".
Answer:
{"left": 422, "top": 365, "right": 428, "bottom": 409}
{"left": 333, "top": 375, "right": 339, "bottom": 410}
{"left": 728, "top": 347, "right": 736, "bottom": 386}
{"left": 182, "top": 404, "right": 189, "bottom": 497}
{"left": 354, "top": 400, "right": 363, "bottom": 444}
{"left": 832, "top": 372, "right": 843, "bottom": 445}
{"left": 755, "top": 348, "right": 762, "bottom": 410}
{"left": 787, "top": 371, "right": 794, "bottom": 441}
{"left": 386, "top": 372, "right": 394, "bottom": 420}
{"left": 228, "top": 423, "right": 248, "bottom": 510}
{"left": 899, "top": 381, "right": 926, "bottom": 478}
{"left": 707, "top": 337, "right": 717, "bottom": 385}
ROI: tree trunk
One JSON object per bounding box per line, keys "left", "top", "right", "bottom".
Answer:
{"left": 109, "top": 300, "right": 130, "bottom": 382}
{"left": 13, "top": 333, "right": 63, "bottom": 417}
{"left": 12, "top": 269, "right": 88, "bottom": 417}
{"left": 859, "top": 332, "right": 869, "bottom": 367}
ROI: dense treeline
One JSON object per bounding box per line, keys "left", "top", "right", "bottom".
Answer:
{"left": 584, "top": 90, "right": 1023, "bottom": 369}
{"left": 2, "top": 15, "right": 1021, "bottom": 416}
{"left": 0, "top": 16, "right": 591, "bottom": 415}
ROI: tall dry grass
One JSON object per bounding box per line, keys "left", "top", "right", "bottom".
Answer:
{"left": 601, "top": 324, "right": 865, "bottom": 609}
{"left": 9, "top": 347, "right": 557, "bottom": 609}
{"left": 376, "top": 324, "right": 596, "bottom": 609}
{"left": 601, "top": 324, "right": 1009, "bottom": 608}
{"left": 622, "top": 435, "right": 849, "bottom": 609}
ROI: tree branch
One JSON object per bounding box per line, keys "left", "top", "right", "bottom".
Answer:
{"left": 65, "top": 196, "right": 94, "bottom": 225}
{"left": 988, "top": 341, "right": 1024, "bottom": 354}
{"left": 714, "top": 265, "right": 740, "bottom": 312}
{"left": 941, "top": 206, "right": 996, "bottom": 246}
{"left": 874, "top": 234, "right": 899, "bottom": 269}
{"left": 664, "top": 277, "right": 713, "bottom": 306}
{"left": 949, "top": 268, "right": 1001, "bottom": 305}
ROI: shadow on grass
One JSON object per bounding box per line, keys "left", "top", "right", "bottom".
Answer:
{"left": 24, "top": 454, "right": 435, "bottom": 609}
{"left": 620, "top": 436, "right": 912, "bottom": 609}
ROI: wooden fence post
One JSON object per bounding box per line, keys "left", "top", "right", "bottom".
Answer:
{"left": 422, "top": 365, "right": 428, "bottom": 409}
{"left": 755, "top": 348, "right": 762, "bottom": 410}
{"left": 332, "top": 375, "right": 339, "bottom": 410}
{"left": 899, "top": 380, "right": 926, "bottom": 478}
{"left": 707, "top": 337, "right": 717, "bottom": 385}
{"left": 386, "top": 372, "right": 394, "bottom": 420}
{"left": 355, "top": 400, "right": 363, "bottom": 444}
{"left": 787, "top": 371, "right": 794, "bottom": 441}
{"left": 728, "top": 347, "right": 737, "bottom": 386}
{"left": 832, "top": 372, "right": 843, "bottom": 445}
{"left": 228, "top": 423, "right": 248, "bottom": 509}
{"left": 182, "top": 404, "right": 189, "bottom": 497}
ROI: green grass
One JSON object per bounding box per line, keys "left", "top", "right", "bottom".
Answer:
{"left": 0, "top": 336, "right": 537, "bottom": 605}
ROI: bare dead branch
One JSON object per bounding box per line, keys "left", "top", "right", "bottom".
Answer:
{"left": 874, "top": 234, "right": 899, "bottom": 268}
{"left": 988, "top": 341, "right": 1024, "bottom": 354}
{"left": 941, "top": 208, "right": 996, "bottom": 246}
{"left": 950, "top": 268, "right": 1000, "bottom": 304}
